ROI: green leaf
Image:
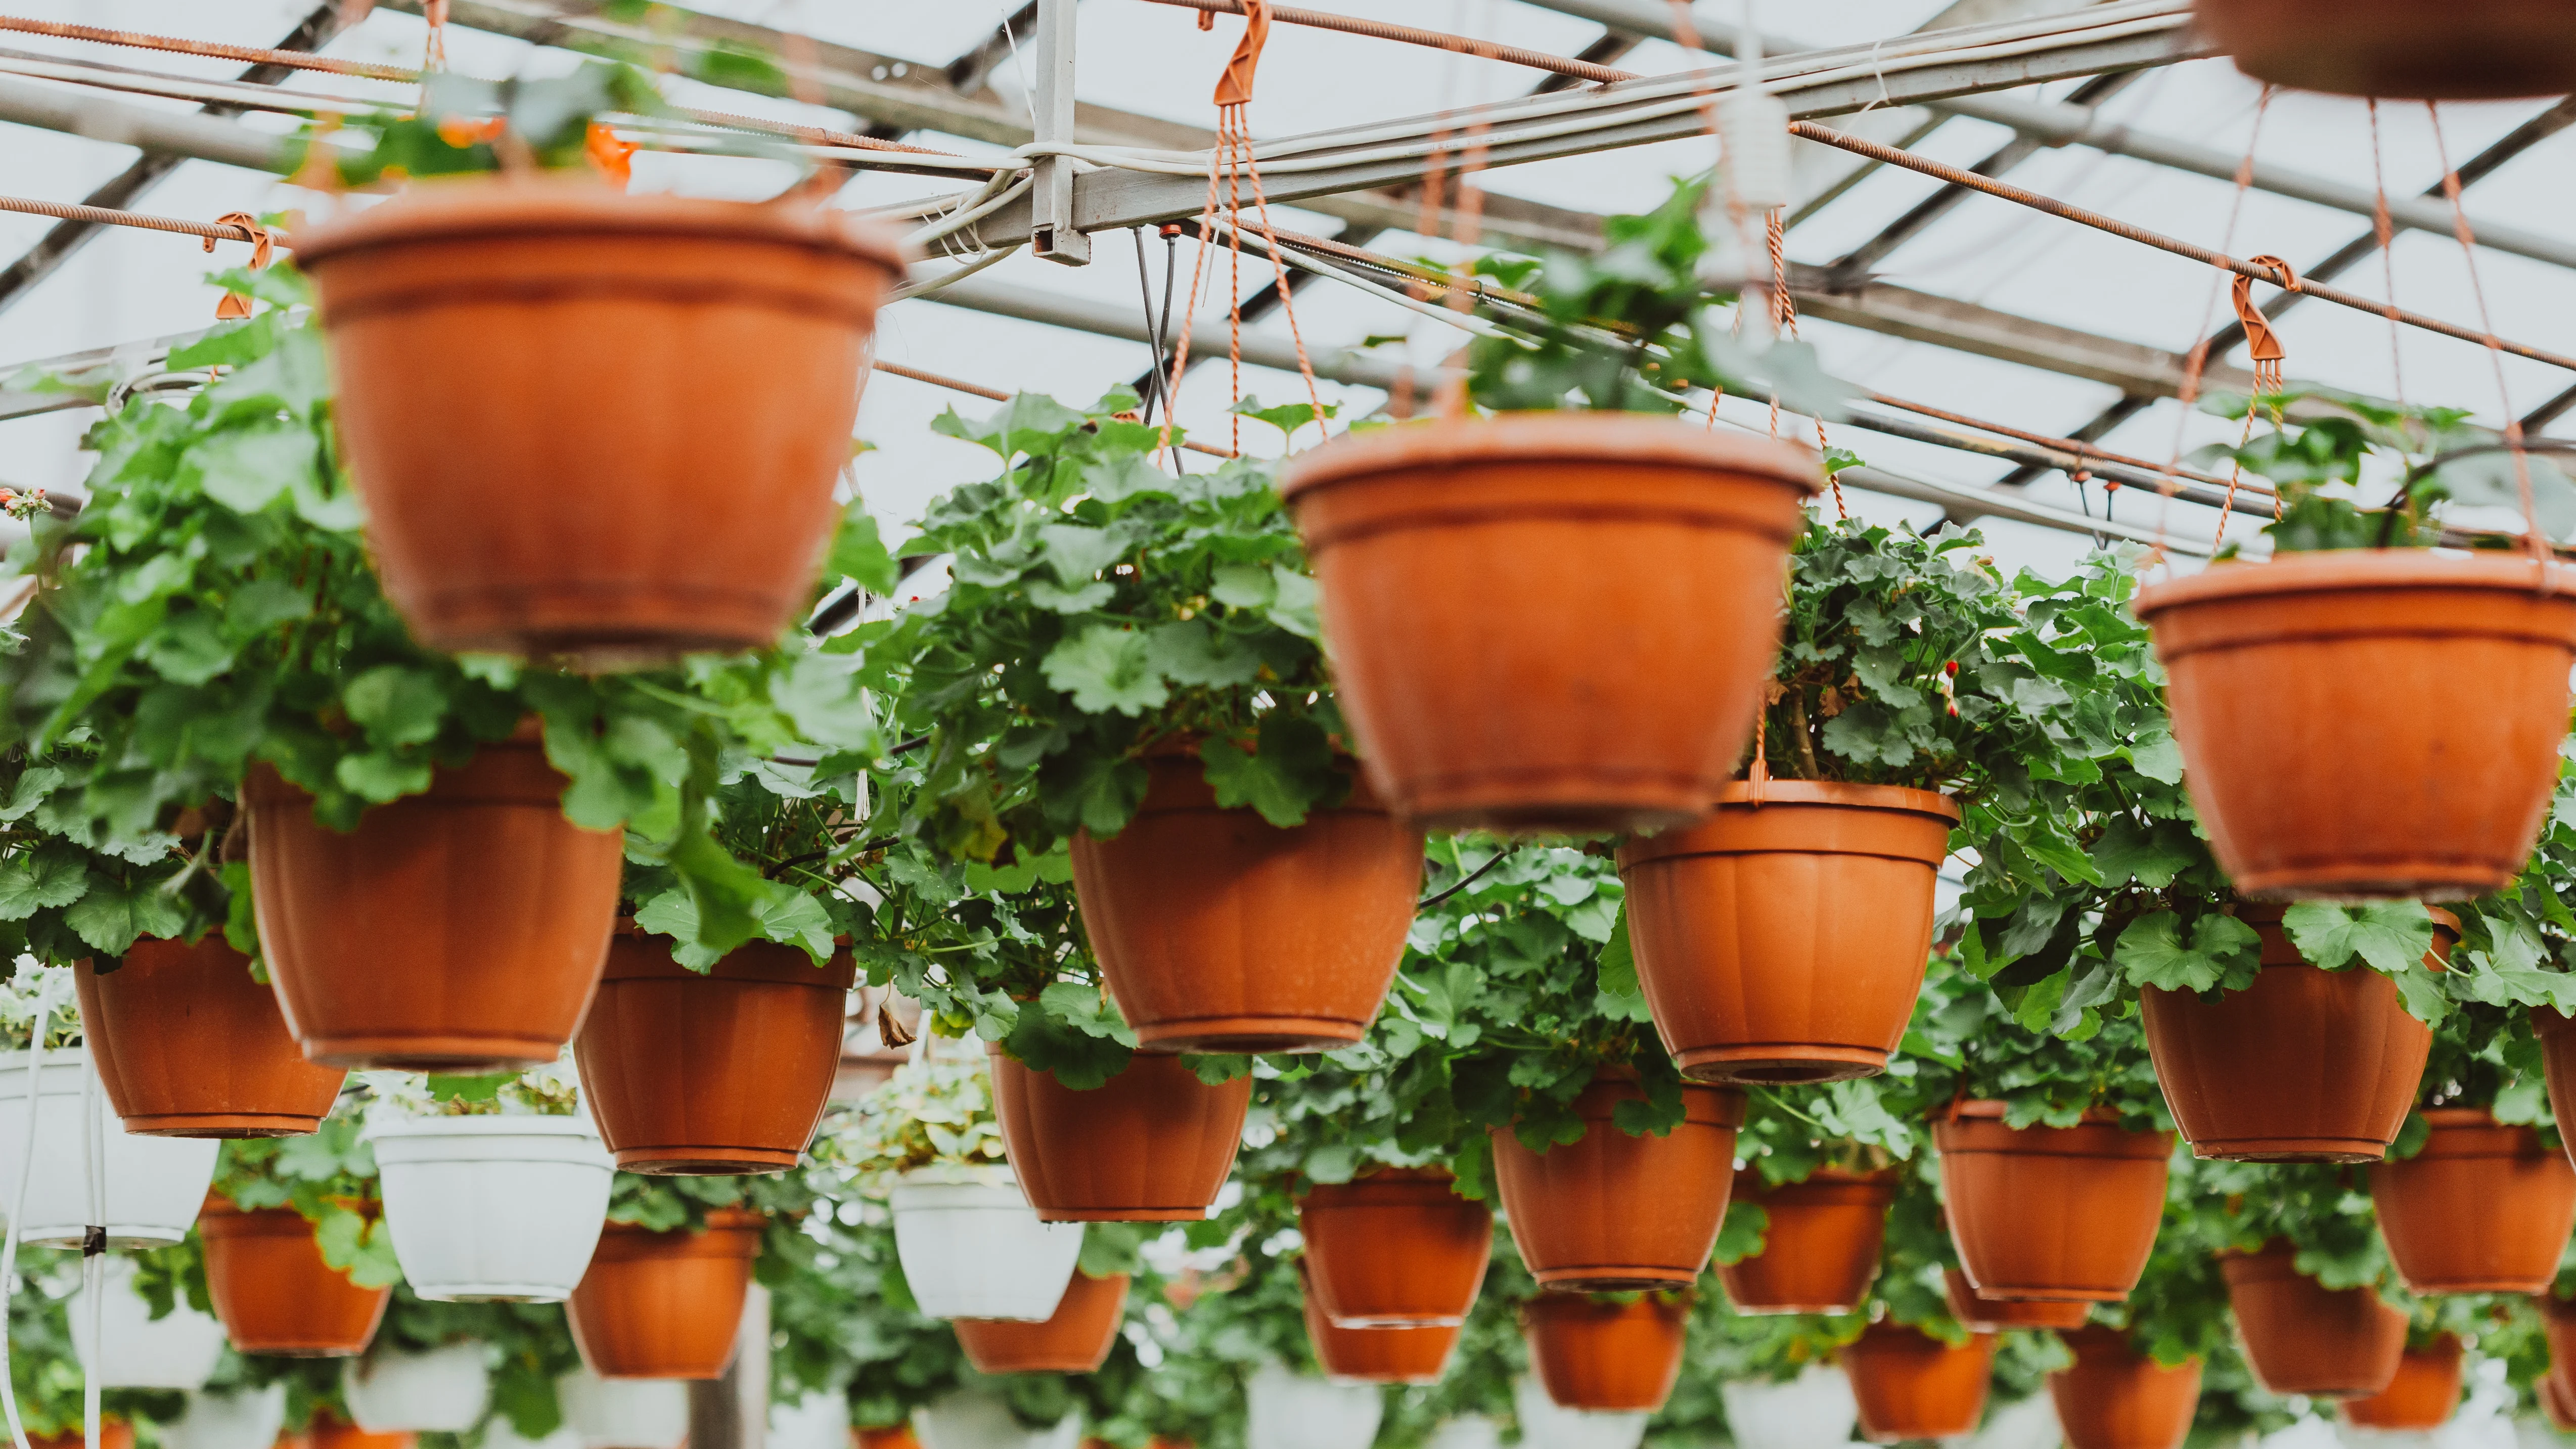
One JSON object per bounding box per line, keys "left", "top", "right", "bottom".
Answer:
{"left": 188, "top": 421, "right": 316, "bottom": 514}
{"left": 824, "top": 507, "right": 901, "bottom": 594}
{"left": 0, "top": 846, "right": 89, "bottom": 922}
{"left": 342, "top": 665, "right": 448, "bottom": 749}
{"left": 1209, "top": 563, "right": 1275, "bottom": 609}
{"left": 1041, "top": 626, "right": 1167, "bottom": 715}
{"left": 63, "top": 874, "right": 188, "bottom": 955}
{"left": 1145, "top": 620, "right": 1260, "bottom": 689}
{"left": 2282, "top": 901, "right": 2434, "bottom": 975}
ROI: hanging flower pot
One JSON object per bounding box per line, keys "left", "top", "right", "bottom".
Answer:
{"left": 199, "top": 1197, "right": 392, "bottom": 1355}
{"left": 2549, "top": 1373, "right": 2576, "bottom": 1433}
{"left": 0, "top": 1047, "right": 218, "bottom": 1246}
{"left": 953, "top": 1270, "right": 1129, "bottom": 1374}
{"left": 342, "top": 1343, "right": 491, "bottom": 1433}
{"left": 75, "top": 934, "right": 346, "bottom": 1138}
{"left": 889, "top": 1168, "right": 1085, "bottom": 1321}
{"left": 293, "top": 180, "right": 908, "bottom": 666}
{"left": 2372, "top": 1108, "right": 2576, "bottom": 1293}
{"left": 31, "top": 1425, "right": 136, "bottom": 1449}
{"left": 1841, "top": 1324, "right": 1997, "bottom": 1442}
{"left": 1245, "top": 1363, "right": 1385, "bottom": 1449}
{"left": 2542, "top": 1295, "right": 2576, "bottom": 1394}
{"left": 68, "top": 1255, "right": 225, "bottom": 1388}
{"left": 2338, "top": 1334, "right": 2464, "bottom": 1430}
{"left": 556, "top": 1371, "right": 689, "bottom": 1449}
{"left": 1275, "top": 417, "right": 1822, "bottom": 834}
{"left": 1299, "top": 1259, "right": 1459, "bottom": 1383}
{"left": 2134, "top": 554, "right": 2576, "bottom": 900}
{"left": 1943, "top": 1268, "right": 2089, "bottom": 1331}
{"left": 575, "top": 928, "right": 856, "bottom": 1173}
{"left": 565, "top": 1208, "right": 764, "bottom": 1379}
{"left": 163, "top": 1386, "right": 286, "bottom": 1449}
{"left": 1298, "top": 1166, "right": 1493, "bottom": 1327}
{"left": 1617, "top": 783, "right": 1958, "bottom": 1083}
{"left": 1520, "top": 1293, "right": 1688, "bottom": 1413}
{"left": 1716, "top": 1168, "right": 1901, "bottom": 1315}
{"left": 2192, "top": 1, "right": 2576, "bottom": 101}
{"left": 2048, "top": 1328, "right": 2203, "bottom": 1449}
{"left": 1489, "top": 1075, "right": 1744, "bottom": 1291}
{"left": 2142, "top": 907, "right": 2447, "bottom": 1162}
{"left": 1935, "top": 1103, "right": 2172, "bottom": 1301}
{"left": 1512, "top": 1379, "right": 1648, "bottom": 1449}
{"left": 1720, "top": 1365, "right": 1860, "bottom": 1449}
{"left": 1070, "top": 755, "right": 1424, "bottom": 1054}
{"left": 2218, "top": 1241, "right": 2405, "bottom": 1398}
{"left": 914, "top": 1395, "right": 1078, "bottom": 1449}
{"left": 367, "top": 1115, "right": 613, "bottom": 1303}
{"left": 986, "top": 1050, "right": 1249, "bottom": 1221}
{"left": 245, "top": 735, "right": 623, "bottom": 1071}
{"left": 303, "top": 1415, "right": 413, "bottom": 1449}
{"left": 2529, "top": 1009, "right": 2576, "bottom": 1169}
{"left": 857, "top": 1427, "right": 925, "bottom": 1449}
{"left": 770, "top": 1392, "right": 852, "bottom": 1449}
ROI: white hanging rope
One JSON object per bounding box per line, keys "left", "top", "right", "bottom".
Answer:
{"left": 0, "top": 971, "right": 71, "bottom": 1449}
{"left": 78, "top": 1053, "right": 104, "bottom": 1449}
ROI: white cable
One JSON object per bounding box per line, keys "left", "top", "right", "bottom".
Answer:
{"left": 905, "top": 175, "right": 1035, "bottom": 250}
{"left": 0, "top": 973, "right": 70, "bottom": 1449}
{"left": 890, "top": 243, "right": 1024, "bottom": 302}
{"left": 78, "top": 1056, "right": 101, "bottom": 1449}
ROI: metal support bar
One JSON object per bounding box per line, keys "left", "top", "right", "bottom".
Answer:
{"left": 1029, "top": 0, "right": 1089, "bottom": 264}
{"left": 0, "top": 73, "right": 291, "bottom": 170}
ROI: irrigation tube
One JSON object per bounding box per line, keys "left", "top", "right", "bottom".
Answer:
{"left": 0, "top": 972, "right": 71, "bottom": 1449}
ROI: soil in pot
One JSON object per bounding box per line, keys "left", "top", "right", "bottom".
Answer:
{"left": 2135, "top": 552, "right": 2576, "bottom": 901}
{"left": 2219, "top": 1241, "right": 2405, "bottom": 1398}
{"left": 575, "top": 927, "right": 855, "bottom": 1174}
{"left": 1718, "top": 1168, "right": 1900, "bottom": 1315}
{"left": 1935, "top": 1103, "right": 2172, "bottom": 1302}
{"left": 987, "top": 1050, "right": 1249, "bottom": 1222}
{"left": 565, "top": 1208, "right": 764, "bottom": 1378}
{"left": 1943, "top": 1268, "right": 2090, "bottom": 1332}
{"left": 1617, "top": 783, "right": 1958, "bottom": 1084}
{"left": 76, "top": 934, "right": 346, "bottom": 1138}
{"left": 1275, "top": 415, "right": 1822, "bottom": 835}
{"left": 1299, "top": 1260, "right": 1459, "bottom": 1383}
{"left": 1299, "top": 1167, "right": 1494, "bottom": 1328}
{"left": 1520, "top": 1293, "right": 1688, "bottom": 1413}
{"left": 1071, "top": 755, "right": 1423, "bottom": 1054}
{"left": 199, "top": 1198, "right": 391, "bottom": 1356}
{"left": 2143, "top": 907, "right": 2448, "bottom": 1163}
{"left": 954, "top": 1271, "right": 1129, "bottom": 1375}
{"left": 2371, "top": 1108, "right": 2576, "bottom": 1293}
{"left": 2048, "top": 1327, "right": 2202, "bottom": 1449}
{"left": 1841, "top": 1324, "right": 1996, "bottom": 1443}
{"left": 1490, "top": 1075, "right": 1744, "bottom": 1291}
{"left": 246, "top": 735, "right": 622, "bottom": 1071}
{"left": 2194, "top": 0, "right": 2576, "bottom": 100}
{"left": 294, "top": 180, "right": 907, "bottom": 666}
{"left": 2338, "top": 1335, "right": 2463, "bottom": 1430}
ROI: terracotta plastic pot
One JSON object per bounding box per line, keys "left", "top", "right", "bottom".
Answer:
{"left": 2049, "top": 1329, "right": 2201, "bottom": 1449}
{"left": 987, "top": 1050, "right": 1249, "bottom": 1221}
{"left": 1520, "top": 1294, "right": 1688, "bottom": 1413}
{"left": 1841, "top": 1324, "right": 1996, "bottom": 1443}
{"left": 2541, "top": 1295, "right": 2576, "bottom": 1395}
{"left": 29, "top": 1425, "right": 133, "bottom": 1449}
{"left": 294, "top": 179, "right": 906, "bottom": 666}
{"left": 245, "top": 738, "right": 622, "bottom": 1071}
{"left": 954, "top": 1271, "right": 1129, "bottom": 1374}
{"left": 2530, "top": 1009, "right": 2576, "bottom": 1171}
{"left": 575, "top": 928, "right": 855, "bottom": 1173}
{"left": 565, "top": 1208, "right": 764, "bottom": 1378}
{"left": 2547, "top": 1372, "right": 2576, "bottom": 1433}
{"left": 1298, "top": 1260, "right": 1458, "bottom": 1383}
{"left": 302, "top": 1417, "right": 412, "bottom": 1449}
{"left": 76, "top": 935, "right": 346, "bottom": 1137}
{"left": 2339, "top": 1335, "right": 2464, "bottom": 1430}
{"left": 1072, "top": 757, "right": 1424, "bottom": 1054}
{"left": 2219, "top": 1241, "right": 2405, "bottom": 1398}
{"left": 1275, "top": 415, "right": 1822, "bottom": 834}
{"left": 1718, "top": 1168, "right": 1900, "bottom": 1315}
{"left": 1617, "top": 783, "right": 1958, "bottom": 1084}
{"left": 2193, "top": 0, "right": 2576, "bottom": 99}
{"left": 2135, "top": 553, "right": 2576, "bottom": 900}
{"left": 2372, "top": 1108, "right": 2576, "bottom": 1293}
{"left": 1935, "top": 1103, "right": 2172, "bottom": 1302}
{"left": 1943, "top": 1268, "right": 2090, "bottom": 1331}
{"left": 1299, "top": 1167, "right": 1493, "bottom": 1328}
{"left": 856, "top": 1429, "right": 923, "bottom": 1449}
{"left": 1489, "top": 1075, "right": 1744, "bottom": 1291}
{"left": 199, "top": 1198, "right": 391, "bottom": 1356}
{"left": 2143, "top": 907, "right": 2446, "bottom": 1162}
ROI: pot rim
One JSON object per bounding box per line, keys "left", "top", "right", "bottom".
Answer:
{"left": 1275, "top": 412, "right": 1822, "bottom": 503}
{"left": 2134, "top": 548, "right": 2576, "bottom": 620}
{"left": 1619, "top": 781, "right": 1959, "bottom": 868}
{"left": 294, "top": 176, "right": 911, "bottom": 272}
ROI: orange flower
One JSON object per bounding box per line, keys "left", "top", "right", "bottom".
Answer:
{"left": 436, "top": 115, "right": 507, "bottom": 149}
{"left": 585, "top": 121, "right": 639, "bottom": 190}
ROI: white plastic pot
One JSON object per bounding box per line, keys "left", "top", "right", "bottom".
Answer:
{"left": 557, "top": 1370, "right": 689, "bottom": 1449}
{"left": 1972, "top": 1395, "right": 2065, "bottom": 1449}
{"left": 1517, "top": 1377, "right": 1648, "bottom": 1449}
{"left": 890, "top": 1170, "right": 1082, "bottom": 1321}
{"left": 369, "top": 1115, "right": 613, "bottom": 1301}
{"left": 1427, "top": 1419, "right": 1505, "bottom": 1449}
{"left": 67, "top": 1255, "right": 225, "bottom": 1388}
{"left": 485, "top": 1423, "right": 584, "bottom": 1449}
{"left": 772, "top": 1391, "right": 854, "bottom": 1449}
{"left": 1722, "top": 1364, "right": 1862, "bottom": 1449}
{"left": 914, "top": 1393, "right": 1081, "bottom": 1449}
{"left": 0, "top": 1048, "right": 219, "bottom": 1247}
{"left": 1248, "top": 1363, "right": 1385, "bottom": 1449}
{"left": 163, "top": 1386, "right": 287, "bottom": 1449}
{"left": 343, "top": 1342, "right": 492, "bottom": 1433}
